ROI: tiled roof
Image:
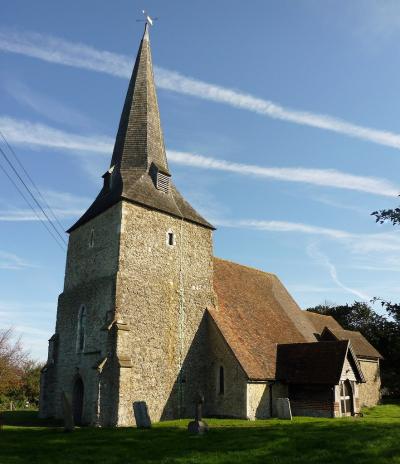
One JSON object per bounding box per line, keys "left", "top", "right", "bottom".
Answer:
{"left": 209, "top": 258, "right": 316, "bottom": 380}
{"left": 321, "top": 327, "right": 382, "bottom": 359}
{"left": 68, "top": 25, "right": 212, "bottom": 232}
{"left": 303, "top": 311, "right": 343, "bottom": 334}
{"left": 305, "top": 312, "right": 382, "bottom": 359}
{"left": 276, "top": 341, "right": 352, "bottom": 384}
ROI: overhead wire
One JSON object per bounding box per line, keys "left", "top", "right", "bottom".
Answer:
{"left": 0, "top": 130, "right": 66, "bottom": 234}
{"left": 0, "top": 159, "right": 66, "bottom": 251}
{"left": 0, "top": 143, "right": 67, "bottom": 247}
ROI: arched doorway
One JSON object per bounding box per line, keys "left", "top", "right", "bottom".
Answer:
{"left": 73, "top": 376, "right": 84, "bottom": 425}
{"left": 340, "top": 380, "right": 354, "bottom": 416}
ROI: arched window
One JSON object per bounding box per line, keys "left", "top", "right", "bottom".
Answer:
{"left": 77, "top": 305, "right": 87, "bottom": 352}
{"left": 219, "top": 366, "right": 225, "bottom": 395}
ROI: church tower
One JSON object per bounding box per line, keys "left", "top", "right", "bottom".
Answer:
{"left": 40, "top": 24, "right": 215, "bottom": 426}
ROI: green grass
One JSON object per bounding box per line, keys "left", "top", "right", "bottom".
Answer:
{"left": 0, "top": 404, "right": 399, "bottom": 464}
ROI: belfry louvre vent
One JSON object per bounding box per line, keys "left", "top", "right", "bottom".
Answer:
{"left": 157, "top": 172, "right": 170, "bottom": 193}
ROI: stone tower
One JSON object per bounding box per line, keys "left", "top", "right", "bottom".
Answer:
{"left": 39, "top": 24, "right": 215, "bottom": 426}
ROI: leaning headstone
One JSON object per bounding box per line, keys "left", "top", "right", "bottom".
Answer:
{"left": 188, "top": 393, "right": 208, "bottom": 435}
{"left": 133, "top": 401, "right": 151, "bottom": 428}
{"left": 276, "top": 398, "right": 292, "bottom": 420}
{"left": 61, "top": 392, "right": 74, "bottom": 432}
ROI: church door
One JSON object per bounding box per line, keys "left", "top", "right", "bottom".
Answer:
{"left": 73, "top": 377, "right": 84, "bottom": 425}
{"left": 340, "top": 380, "right": 353, "bottom": 416}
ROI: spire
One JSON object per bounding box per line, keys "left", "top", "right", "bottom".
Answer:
{"left": 67, "top": 24, "right": 213, "bottom": 233}
{"left": 111, "top": 23, "right": 169, "bottom": 174}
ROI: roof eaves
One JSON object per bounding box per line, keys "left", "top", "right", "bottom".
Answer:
{"left": 346, "top": 341, "right": 366, "bottom": 383}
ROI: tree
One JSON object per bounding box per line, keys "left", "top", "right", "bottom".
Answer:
{"left": 0, "top": 328, "right": 43, "bottom": 406}
{"left": 20, "top": 361, "right": 42, "bottom": 404}
{"left": 372, "top": 196, "right": 400, "bottom": 226}
{"left": 0, "top": 328, "right": 27, "bottom": 398}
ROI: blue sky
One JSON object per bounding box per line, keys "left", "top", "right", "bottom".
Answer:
{"left": 1, "top": 0, "right": 400, "bottom": 360}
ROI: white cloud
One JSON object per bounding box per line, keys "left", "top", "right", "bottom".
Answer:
{"left": 0, "top": 29, "right": 131, "bottom": 77}
{"left": 0, "top": 116, "right": 110, "bottom": 154}
{"left": 306, "top": 243, "right": 371, "bottom": 301}
{"left": 215, "top": 218, "right": 400, "bottom": 253}
{"left": 1, "top": 116, "right": 398, "bottom": 198}
{"left": 0, "top": 251, "right": 36, "bottom": 270}
{"left": 2, "top": 29, "right": 400, "bottom": 151}
{"left": 0, "top": 190, "right": 90, "bottom": 222}
{"left": 168, "top": 150, "right": 399, "bottom": 197}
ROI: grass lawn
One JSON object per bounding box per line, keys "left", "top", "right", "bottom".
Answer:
{"left": 0, "top": 403, "right": 399, "bottom": 464}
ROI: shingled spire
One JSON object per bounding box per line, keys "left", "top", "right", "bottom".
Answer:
{"left": 68, "top": 25, "right": 213, "bottom": 232}
{"left": 111, "top": 24, "right": 169, "bottom": 174}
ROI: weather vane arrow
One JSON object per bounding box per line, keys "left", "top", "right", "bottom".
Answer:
{"left": 136, "top": 10, "right": 158, "bottom": 26}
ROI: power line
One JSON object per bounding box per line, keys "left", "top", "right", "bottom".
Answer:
{"left": 0, "top": 144, "right": 68, "bottom": 247}
{"left": 0, "top": 160, "right": 66, "bottom": 251}
{"left": 0, "top": 130, "right": 66, "bottom": 235}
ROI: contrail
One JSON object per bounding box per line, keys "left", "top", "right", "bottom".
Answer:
{"left": 1, "top": 29, "right": 400, "bottom": 150}
{"left": 0, "top": 116, "right": 398, "bottom": 197}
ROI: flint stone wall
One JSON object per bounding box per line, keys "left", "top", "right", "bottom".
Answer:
{"left": 358, "top": 359, "right": 381, "bottom": 407}
{"left": 206, "top": 317, "right": 247, "bottom": 418}
{"left": 115, "top": 201, "right": 215, "bottom": 425}
{"left": 246, "top": 383, "right": 269, "bottom": 419}
{"left": 40, "top": 204, "right": 122, "bottom": 425}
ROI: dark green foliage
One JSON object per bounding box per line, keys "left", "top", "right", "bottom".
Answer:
{"left": 0, "top": 406, "right": 399, "bottom": 464}
{"left": 372, "top": 202, "right": 400, "bottom": 226}
{"left": 306, "top": 302, "right": 400, "bottom": 397}
{"left": 21, "top": 362, "right": 42, "bottom": 404}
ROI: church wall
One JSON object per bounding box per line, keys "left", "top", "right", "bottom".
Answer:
{"left": 340, "top": 357, "right": 357, "bottom": 382}
{"left": 246, "top": 382, "right": 291, "bottom": 419}
{"left": 246, "top": 383, "right": 269, "bottom": 419}
{"left": 358, "top": 359, "right": 381, "bottom": 408}
{"left": 39, "top": 335, "right": 58, "bottom": 418}
{"left": 40, "top": 204, "right": 122, "bottom": 424}
{"left": 115, "top": 201, "right": 215, "bottom": 425}
{"left": 206, "top": 317, "right": 247, "bottom": 418}
{"left": 63, "top": 203, "right": 122, "bottom": 290}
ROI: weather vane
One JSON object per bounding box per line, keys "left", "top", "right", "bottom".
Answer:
{"left": 136, "top": 10, "right": 158, "bottom": 27}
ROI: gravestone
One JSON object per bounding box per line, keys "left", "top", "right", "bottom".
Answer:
{"left": 188, "top": 394, "right": 208, "bottom": 435}
{"left": 133, "top": 401, "right": 151, "bottom": 428}
{"left": 276, "top": 398, "right": 292, "bottom": 420}
{"left": 61, "top": 391, "right": 74, "bottom": 432}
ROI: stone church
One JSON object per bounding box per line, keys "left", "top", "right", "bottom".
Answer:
{"left": 39, "top": 24, "right": 382, "bottom": 426}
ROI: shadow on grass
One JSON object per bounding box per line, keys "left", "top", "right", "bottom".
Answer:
{"left": 1, "top": 411, "right": 62, "bottom": 427}
{"left": 0, "top": 409, "right": 400, "bottom": 464}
